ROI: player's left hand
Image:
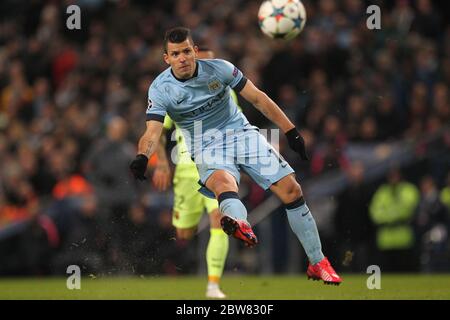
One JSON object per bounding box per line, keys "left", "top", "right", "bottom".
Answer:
{"left": 285, "top": 128, "right": 309, "bottom": 161}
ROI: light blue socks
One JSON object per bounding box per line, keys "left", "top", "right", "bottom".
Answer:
{"left": 285, "top": 198, "right": 324, "bottom": 265}
{"left": 218, "top": 191, "right": 248, "bottom": 221}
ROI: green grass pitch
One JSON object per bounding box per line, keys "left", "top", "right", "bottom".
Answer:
{"left": 0, "top": 274, "right": 449, "bottom": 300}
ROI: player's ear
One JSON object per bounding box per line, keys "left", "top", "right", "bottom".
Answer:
{"left": 193, "top": 45, "right": 199, "bottom": 57}
{"left": 163, "top": 53, "right": 170, "bottom": 65}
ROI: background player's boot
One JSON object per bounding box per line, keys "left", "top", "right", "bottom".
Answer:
{"left": 206, "top": 283, "right": 226, "bottom": 299}
{"left": 307, "top": 257, "right": 342, "bottom": 285}
{"left": 220, "top": 216, "right": 258, "bottom": 247}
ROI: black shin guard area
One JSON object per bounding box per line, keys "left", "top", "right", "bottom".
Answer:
{"left": 218, "top": 191, "right": 239, "bottom": 205}
{"left": 285, "top": 196, "right": 305, "bottom": 210}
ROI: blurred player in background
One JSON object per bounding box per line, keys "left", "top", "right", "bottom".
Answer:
{"left": 130, "top": 27, "right": 342, "bottom": 285}
{"left": 152, "top": 47, "right": 237, "bottom": 298}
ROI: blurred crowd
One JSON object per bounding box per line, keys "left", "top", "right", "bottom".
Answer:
{"left": 0, "top": 0, "right": 449, "bottom": 276}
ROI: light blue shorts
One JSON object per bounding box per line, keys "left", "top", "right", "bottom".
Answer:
{"left": 193, "top": 128, "right": 295, "bottom": 198}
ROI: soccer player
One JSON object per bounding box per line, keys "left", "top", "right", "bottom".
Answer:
{"left": 152, "top": 48, "right": 233, "bottom": 299}
{"left": 130, "top": 27, "right": 342, "bottom": 285}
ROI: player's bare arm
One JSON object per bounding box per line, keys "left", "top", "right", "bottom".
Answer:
{"left": 130, "top": 120, "right": 164, "bottom": 180}
{"left": 153, "top": 129, "right": 172, "bottom": 191}
{"left": 239, "top": 79, "right": 309, "bottom": 160}
{"left": 138, "top": 120, "right": 163, "bottom": 157}
{"left": 239, "top": 79, "right": 295, "bottom": 133}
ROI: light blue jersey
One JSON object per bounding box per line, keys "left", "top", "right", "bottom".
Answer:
{"left": 146, "top": 58, "right": 294, "bottom": 198}
{"left": 146, "top": 59, "right": 255, "bottom": 154}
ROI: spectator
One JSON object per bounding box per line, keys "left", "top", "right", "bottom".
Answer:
{"left": 441, "top": 172, "right": 450, "bottom": 211}
{"left": 335, "top": 161, "right": 376, "bottom": 272}
{"left": 83, "top": 116, "right": 136, "bottom": 235}
{"left": 369, "top": 167, "right": 420, "bottom": 272}
{"left": 52, "top": 193, "right": 107, "bottom": 275}
{"left": 112, "top": 202, "right": 168, "bottom": 275}
{"left": 310, "top": 115, "right": 349, "bottom": 176}
{"left": 0, "top": 61, "right": 33, "bottom": 123}
{"left": 414, "top": 176, "right": 449, "bottom": 272}
{"left": 375, "top": 93, "right": 402, "bottom": 140}
{"left": 411, "top": 0, "right": 442, "bottom": 40}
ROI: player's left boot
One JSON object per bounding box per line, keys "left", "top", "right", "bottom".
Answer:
{"left": 307, "top": 257, "right": 342, "bottom": 285}
{"left": 206, "top": 283, "right": 227, "bottom": 299}
{"left": 220, "top": 215, "right": 258, "bottom": 248}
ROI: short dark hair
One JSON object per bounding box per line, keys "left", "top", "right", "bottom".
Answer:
{"left": 163, "top": 27, "right": 194, "bottom": 53}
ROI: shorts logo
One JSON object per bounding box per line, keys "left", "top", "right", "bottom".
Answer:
{"left": 232, "top": 67, "right": 238, "bottom": 77}
{"left": 208, "top": 79, "right": 222, "bottom": 93}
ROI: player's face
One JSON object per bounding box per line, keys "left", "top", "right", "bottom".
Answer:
{"left": 164, "top": 40, "right": 198, "bottom": 79}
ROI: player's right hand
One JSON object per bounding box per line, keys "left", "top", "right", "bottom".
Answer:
{"left": 129, "top": 154, "right": 148, "bottom": 181}
{"left": 285, "top": 128, "right": 309, "bottom": 161}
{"left": 152, "top": 164, "right": 171, "bottom": 191}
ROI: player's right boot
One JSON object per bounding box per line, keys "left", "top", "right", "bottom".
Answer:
{"left": 220, "top": 215, "right": 258, "bottom": 248}
{"left": 306, "top": 257, "right": 342, "bottom": 285}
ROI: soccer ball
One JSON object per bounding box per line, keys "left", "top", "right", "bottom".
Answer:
{"left": 258, "top": 0, "right": 307, "bottom": 40}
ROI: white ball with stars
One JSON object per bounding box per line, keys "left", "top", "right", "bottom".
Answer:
{"left": 258, "top": 0, "right": 307, "bottom": 40}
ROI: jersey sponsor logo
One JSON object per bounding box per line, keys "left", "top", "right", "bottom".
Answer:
{"left": 180, "top": 90, "right": 226, "bottom": 117}
{"left": 176, "top": 97, "right": 186, "bottom": 104}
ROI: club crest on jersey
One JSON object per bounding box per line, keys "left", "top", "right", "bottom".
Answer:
{"left": 208, "top": 79, "right": 222, "bottom": 93}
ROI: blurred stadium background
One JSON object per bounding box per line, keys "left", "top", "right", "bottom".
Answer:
{"left": 0, "top": 0, "right": 449, "bottom": 298}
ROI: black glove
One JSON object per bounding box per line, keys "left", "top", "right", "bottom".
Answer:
{"left": 285, "top": 128, "right": 309, "bottom": 160}
{"left": 129, "top": 154, "right": 148, "bottom": 180}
